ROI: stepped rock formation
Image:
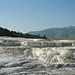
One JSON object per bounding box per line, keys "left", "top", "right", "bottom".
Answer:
{"left": 0, "top": 37, "right": 75, "bottom": 75}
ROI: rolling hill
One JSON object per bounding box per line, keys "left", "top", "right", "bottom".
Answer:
{"left": 28, "top": 26, "right": 75, "bottom": 38}
{"left": 0, "top": 27, "right": 47, "bottom": 39}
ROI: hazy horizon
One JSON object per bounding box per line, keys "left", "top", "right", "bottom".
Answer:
{"left": 0, "top": 0, "right": 75, "bottom": 33}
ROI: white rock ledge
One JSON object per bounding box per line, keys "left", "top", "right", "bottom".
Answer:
{"left": 0, "top": 37, "right": 75, "bottom": 75}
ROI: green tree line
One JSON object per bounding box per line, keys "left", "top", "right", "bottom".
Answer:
{"left": 0, "top": 27, "right": 47, "bottom": 39}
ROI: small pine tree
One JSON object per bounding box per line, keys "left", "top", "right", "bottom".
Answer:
{"left": 43, "top": 35, "right": 47, "bottom": 39}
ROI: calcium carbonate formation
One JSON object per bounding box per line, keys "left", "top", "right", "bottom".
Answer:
{"left": 0, "top": 37, "right": 75, "bottom": 63}
{"left": 0, "top": 37, "right": 75, "bottom": 75}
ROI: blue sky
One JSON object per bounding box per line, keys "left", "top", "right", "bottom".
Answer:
{"left": 0, "top": 0, "right": 75, "bottom": 33}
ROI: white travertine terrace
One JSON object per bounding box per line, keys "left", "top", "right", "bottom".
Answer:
{"left": 0, "top": 37, "right": 75, "bottom": 63}
{"left": 0, "top": 37, "right": 75, "bottom": 75}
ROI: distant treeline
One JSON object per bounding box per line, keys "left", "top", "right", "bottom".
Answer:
{"left": 0, "top": 27, "right": 47, "bottom": 39}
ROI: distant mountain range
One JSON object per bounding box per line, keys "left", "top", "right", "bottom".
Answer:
{"left": 28, "top": 26, "right": 75, "bottom": 38}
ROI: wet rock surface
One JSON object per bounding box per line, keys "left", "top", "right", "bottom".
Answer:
{"left": 0, "top": 54, "right": 75, "bottom": 75}
{"left": 0, "top": 37, "right": 75, "bottom": 75}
